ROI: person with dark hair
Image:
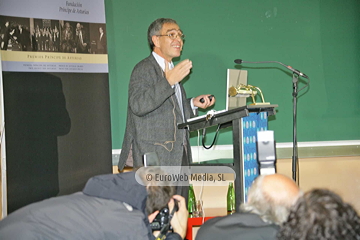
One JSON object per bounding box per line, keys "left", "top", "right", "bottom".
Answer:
{"left": 196, "top": 174, "right": 302, "bottom": 240}
{"left": 96, "top": 26, "right": 107, "bottom": 54}
{"left": 277, "top": 188, "right": 360, "bottom": 240}
{"left": 0, "top": 168, "right": 188, "bottom": 240}
{"left": 118, "top": 18, "right": 216, "bottom": 200}
{"left": 16, "top": 24, "right": 31, "bottom": 51}
{"left": 8, "top": 24, "right": 21, "bottom": 51}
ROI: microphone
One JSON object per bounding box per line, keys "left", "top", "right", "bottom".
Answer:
{"left": 234, "top": 59, "right": 308, "bottom": 78}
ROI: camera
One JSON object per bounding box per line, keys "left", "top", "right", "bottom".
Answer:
{"left": 150, "top": 199, "right": 179, "bottom": 231}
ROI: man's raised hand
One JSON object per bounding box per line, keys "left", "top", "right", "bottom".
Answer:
{"left": 164, "top": 59, "right": 192, "bottom": 86}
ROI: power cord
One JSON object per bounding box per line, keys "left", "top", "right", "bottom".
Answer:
{"left": 202, "top": 124, "right": 221, "bottom": 150}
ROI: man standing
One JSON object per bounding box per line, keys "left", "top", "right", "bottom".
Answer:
{"left": 16, "top": 24, "right": 31, "bottom": 51}
{"left": 118, "top": 19, "right": 215, "bottom": 175}
{"left": 196, "top": 174, "right": 302, "bottom": 240}
{"left": 96, "top": 26, "right": 107, "bottom": 54}
{"left": 61, "top": 22, "right": 73, "bottom": 53}
{"left": 74, "top": 23, "right": 88, "bottom": 53}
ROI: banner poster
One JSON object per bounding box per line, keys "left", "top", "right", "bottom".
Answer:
{"left": 0, "top": 0, "right": 108, "bottom": 72}
{"left": 0, "top": 0, "right": 112, "bottom": 214}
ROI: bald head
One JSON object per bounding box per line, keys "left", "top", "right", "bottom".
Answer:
{"left": 262, "top": 174, "right": 300, "bottom": 207}
{"left": 241, "top": 174, "right": 301, "bottom": 225}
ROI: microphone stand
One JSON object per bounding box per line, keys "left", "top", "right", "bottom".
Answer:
{"left": 234, "top": 59, "right": 308, "bottom": 184}
{"left": 292, "top": 73, "right": 299, "bottom": 184}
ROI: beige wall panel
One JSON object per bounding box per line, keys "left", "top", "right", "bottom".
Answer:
{"left": 112, "top": 157, "right": 360, "bottom": 214}
{"left": 277, "top": 156, "right": 360, "bottom": 212}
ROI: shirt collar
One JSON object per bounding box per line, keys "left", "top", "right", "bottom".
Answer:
{"left": 152, "top": 51, "right": 174, "bottom": 71}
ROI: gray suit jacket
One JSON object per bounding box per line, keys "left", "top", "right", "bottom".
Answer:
{"left": 118, "top": 55, "right": 194, "bottom": 170}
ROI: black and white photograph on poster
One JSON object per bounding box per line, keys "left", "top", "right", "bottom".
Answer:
{"left": 33, "top": 18, "right": 61, "bottom": 52}
{"left": 91, "top": 23, "right": 107, "bottom": 54}
{"left": 58, "top": 20, "right": 107, "bottom": 54}
{"left": 0, "top": 16, "right": 32, "bottom": 51}
{"left": 0, "top": 16, "right": 107, "bottom": 55}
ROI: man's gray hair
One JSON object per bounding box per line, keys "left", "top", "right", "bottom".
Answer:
{"left": 240, "top": 175, "right": 300, "bottom": 225}
{"left": 147, "top": 18, "right": 178, "bottom": 50}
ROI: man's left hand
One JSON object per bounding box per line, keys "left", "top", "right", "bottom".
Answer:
{"left": 169, "top": 195, "right": 188, "bottom": 239}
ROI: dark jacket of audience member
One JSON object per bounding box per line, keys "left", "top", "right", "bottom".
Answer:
{"left": 196, "top": 212, "right": 279, "bottom": 240}
{"left": 196, "top": 174, "right": 301, "bottom": 240}
{"left": 0, "top": 172, "right": 181, "bottom": 240}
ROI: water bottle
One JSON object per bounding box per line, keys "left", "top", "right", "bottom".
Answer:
{"left": 188, "top": 184, "right": 196, "bottom": 218}
{"left": 227, "top": 182, "right": 235, "bottom": 215}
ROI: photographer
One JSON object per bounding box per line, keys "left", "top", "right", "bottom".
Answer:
{"left": 0, "top": 169, "right": 188, "bottom": 240}
{"left": 140, "top": 166, "right": 188, "bottom": 239}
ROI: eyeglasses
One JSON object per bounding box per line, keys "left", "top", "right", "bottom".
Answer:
{"left": 156, "top": 32, "right": 185, "bottom": 40}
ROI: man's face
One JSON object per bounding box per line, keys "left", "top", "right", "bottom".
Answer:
{"left": 153, "top": 22, "right": 183, "bottom": 62}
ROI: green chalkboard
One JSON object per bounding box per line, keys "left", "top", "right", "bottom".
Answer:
{"left": 105, "top": 0, "right": 360, "bottom": 149}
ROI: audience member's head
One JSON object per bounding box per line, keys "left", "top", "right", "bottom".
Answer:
{"left": 144, "top": 167, "right": 175, "bottom": 216}
{"left": 240, "top": 174, "right": 302, "bottom": 225}
{"left": 278, "top": 188, "right": 360, "bottom": 240}
{"left": 137, "top": 166, "right": 176, "bottom": 215}
{"left": 136, "top": 166, "right": 187, "bottom": 239}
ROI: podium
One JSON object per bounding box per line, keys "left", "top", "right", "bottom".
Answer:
{"left": 178, "top": 104, "right": 277, "bottom": 210}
